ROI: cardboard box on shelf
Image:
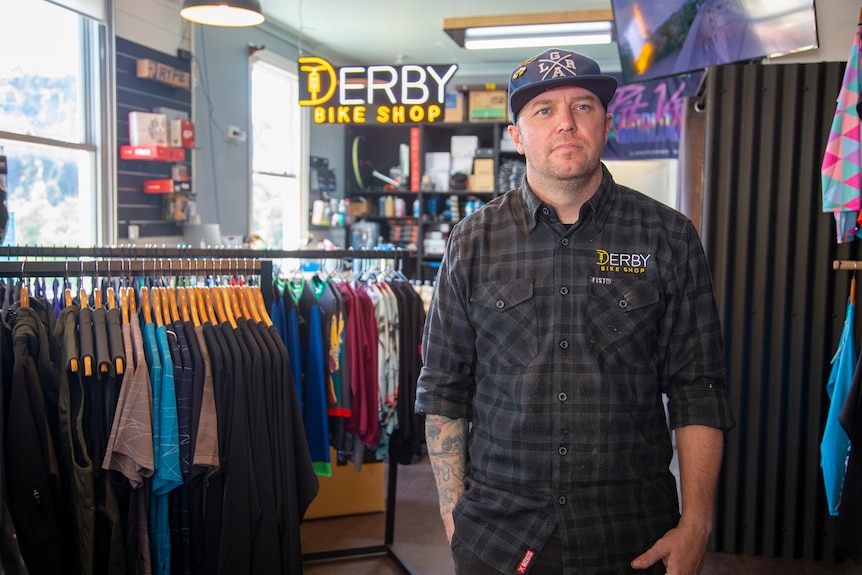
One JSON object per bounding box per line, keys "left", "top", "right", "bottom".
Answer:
{"left": 120, "top": 146, "right": 186, "bottom": 162}
{"left": 136, "top": 59, "right": 191, "bottom": 90}
{"left": 129, "top": 112, "right": 168, "bottom": 147}
{"left": 468, "top": 90, "right": 508, "bottom": 122}
{"left": 471, "top": 158, "right": 495, "bottom": 192}
{"left": 169, "top": 119, "right": 195, "bottom": 148}
{"left": 444, "top": 91, "right": 465, "bottom": 123}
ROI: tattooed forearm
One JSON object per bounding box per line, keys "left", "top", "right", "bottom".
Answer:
{"left": 425, "top": 414, "right": 468, "bottom": 517}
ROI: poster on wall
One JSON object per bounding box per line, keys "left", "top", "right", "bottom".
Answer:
{"left": 604, "top": 71, "right": 702, "bottom": 161}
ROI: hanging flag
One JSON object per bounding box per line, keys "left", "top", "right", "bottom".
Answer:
{"left": 821, "top": 286, "right": 857, "bottom": 516}
{"left": 822, "top": 13, "right": 862, "bottom": 243}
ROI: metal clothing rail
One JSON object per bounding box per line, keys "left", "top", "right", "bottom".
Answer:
{"left": 0, "top": 245, "right": 415, "bottom": 574}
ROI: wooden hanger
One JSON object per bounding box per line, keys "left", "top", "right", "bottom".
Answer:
{"left": 129, "top": 286, "right": 138, "bottom": 319}
{"left": 65, "top": 286, "right": 74, "bottom": 307}
{"left": 141, "top": 286, "right": 153, "bottom": 325}
{"left": 195, "top": 286, "right": 211, "bottom": 324}
{"left": 209, "top": 286, "right": 229, "bottom": 327}
{"left": 219, "top": 286, "right": 237, "bottom": 328}
{"left": 167, "top": 286, "right": 180, "bottom": 324}
{"left": 242, "top": 286, "right": 260, "bottom": 323}
{"left": 94, "top": 285, "right": 103, "bottom": 310}
{"left": 178, "top": 287, "right": 190, "bottom": 323}
{"left": 186, "top": 286, "right": 200, "bottom": 327}
{"left": 253, "top": 287, "right": 273, "bottom": 327}
{"left": 121, "top": 286, "right": 129, "bottom": 325}
{"left": 229, "top": 284, "right": 243, "bottom": 319}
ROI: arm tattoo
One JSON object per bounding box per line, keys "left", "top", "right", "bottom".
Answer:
{"left": 426, "top": 414, "right": 468, "bottom": 516}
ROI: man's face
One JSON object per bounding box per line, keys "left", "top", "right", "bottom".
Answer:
{"left": 508, "top": 85, "right": 611, "bottom": 184}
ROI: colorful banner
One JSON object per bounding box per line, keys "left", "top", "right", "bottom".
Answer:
{"left": 604, "top": 72, "right": 702, "bottom": 161}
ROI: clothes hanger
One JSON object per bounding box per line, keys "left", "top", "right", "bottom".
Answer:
{"left": 121, "top": 285, "right": 129, "bottom": 325}
{"left": 186, "top": 285, "right": 200, "bottom": 327}
{"left": 141, "top": 285, "right": 153, "bottom": 325}
{"left": 253, "top": 287, "right": 273, "bottom": 327}
{"left": 219, "top": 285, "right": 238, "bottom": 328}
{"left": 18, "top": 260, "right": 29, "bottom": 309}
{"left": 178, "top": 286, "right": 190, "bottom": 323}
{"left": 196, "top": 285, "right": 212, "bottom": 324}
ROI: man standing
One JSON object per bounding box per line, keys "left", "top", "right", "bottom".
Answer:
{"left": 415, "top": 48, "right": 735, "bottom": 575}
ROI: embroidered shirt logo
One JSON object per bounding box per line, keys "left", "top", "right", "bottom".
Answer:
{"left": 595, "top": 249, "right": 651, "bottom": 274}
{"left": 516, "top": 549, "right": 535, "bottom": 574}
{"left": 537, "top": 50, "right": 577, "bottom": 80}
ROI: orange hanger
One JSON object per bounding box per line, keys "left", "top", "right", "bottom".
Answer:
{"left": 167, "top": 286, "right": 180, "bottom": 324}
{"left": 195, "top": 286, "right": 211, "bottom": 324}
{"left": 178, "top": 287, "right": 190, "bottom": 323}
{"left": 253, "top": 287, "right": 273, "bottom": 327}
{"left": 19, "top": 285, "right": 29, "bottom": 308}
{"left": 229, "top": 285, "right": 243, "bottom": 319}
{"left": 186, "top": 287, "right": 200, "bottom": 327}
{"left": 242, "top": 286, "right": 260, "bottom": 323}
{"left": 121, "top": 286, "right": 129, "bottom": 325}
{"left": 129, "top": 287, "right": 138, "bottom": 318}
{"left": 209, "top": 287, "right": 229, "bottom": 326}
{"left": 141, "top": 286, "right": 153, "bottom": 325}
{"left": 219, "top": 286, "right": 237, "bottom": 329}
{"left": 65, "top": 286, "right": 74, "bottom": 307}
{"left": 94, "top": 286, "right": 103, "bottom": 310}
{"left": 107, "top": 286, "right": 116, "bottom": 310}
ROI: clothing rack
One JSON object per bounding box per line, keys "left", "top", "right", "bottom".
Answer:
{"left": 0, "top": 244, "right": 416, "bottom": 574}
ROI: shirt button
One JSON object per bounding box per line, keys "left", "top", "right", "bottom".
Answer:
{"left": 619, "top": 299, "right": 628, "bottom": 308}
{"left": 558, "top": 392, "right": 567, "bottom": 402}
{"left": 558, "top": 496, "right": 567, "bottom": 505}
{"left": 560, "top": 286, "right": 569, "bottom": 295}
{"left": 560, "top": 238, "right": 569, "bottom": 246}
{"left": 558, "top": 446, "right": 568, "bottom": 455}
{"left": 542, "top": 207, "right": 551, "bottom": 216}
{"left": 496, "top": 300, "right": 505, "bottom": 309}
{"left": 559, "top": 340, "right": 569, "bottom": 349}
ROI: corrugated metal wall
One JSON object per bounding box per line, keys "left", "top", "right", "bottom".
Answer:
{"left": 700, "top": 61, "right": 862, "bottom": 560}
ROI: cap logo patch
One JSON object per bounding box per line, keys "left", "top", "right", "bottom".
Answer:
{"left": 513, "top": 67, "right": 527, "bottom": 81}
{"left": 537, "top": 50, "right": 577, "bottom": 80}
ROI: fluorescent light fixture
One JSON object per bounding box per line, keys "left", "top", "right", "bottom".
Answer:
{"left": 180, "top": 0, "right": 265, "bottom": 27}
{"left": 465, "top": 22, "right": 613, "bottom": 50}
{"left": 445, "top": 10, "right": 614, "bottom": 50}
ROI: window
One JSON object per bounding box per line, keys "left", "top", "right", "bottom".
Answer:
{"left": 250, "top": 53, "right": 305, "bottom": 250}
{"left": 0, "top": 0, "right": 109, "bottom": 247}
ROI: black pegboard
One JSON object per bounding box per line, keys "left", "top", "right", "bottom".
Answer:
{"left": 116, "top": 37, "right": 192, "bottom": 240}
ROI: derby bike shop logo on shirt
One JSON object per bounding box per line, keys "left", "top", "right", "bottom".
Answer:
{"left": 594, "top": 249, "right": 652, "bottom": 276}
{"left": 297, "top": 56, "right": 458, "bottom": 125}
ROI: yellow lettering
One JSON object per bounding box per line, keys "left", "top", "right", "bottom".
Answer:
{"left": 353, "top": 106, "right": 366, "bottom": 123}
{"left": 409, "top": 106, "right": 425, "bottom": 122}
{"left": 392, "top": 106, "right": 406, "bottom": 123}
{"left": 377, "top": 107, "right": 391, "bottom": 123}
{"left": 313, "top": 108, "right": 327, "bottom": 123}
{"left": 337, "top": 106, "right": 352, "bottom": 123}
{"left": 427, "top": 105, "right": 442, "bottom": 123}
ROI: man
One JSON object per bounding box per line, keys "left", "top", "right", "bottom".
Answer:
{"left": 415, "top": 48, "right": 735, "bottom": 575}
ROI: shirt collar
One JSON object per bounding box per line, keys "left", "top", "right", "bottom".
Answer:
{"left": 520, "top": 163, "right": 617, "bottom": 231}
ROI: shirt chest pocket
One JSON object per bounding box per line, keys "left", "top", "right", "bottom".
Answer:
{"left": 470, "top": 280, "right": 538, "bottom": 368}
{"left": 587, "top": 279, "right": 661, "bottom": 368}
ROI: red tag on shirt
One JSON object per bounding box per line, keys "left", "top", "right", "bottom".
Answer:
{"left": 516, "top": 549, "right": 535, "bottom": 574}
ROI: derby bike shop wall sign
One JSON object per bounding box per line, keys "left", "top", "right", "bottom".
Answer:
{"left": 298, "top": 56, "right": 458, "bottom": 125}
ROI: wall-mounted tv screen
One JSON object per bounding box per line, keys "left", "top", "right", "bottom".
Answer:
{"left": 611, "top": 0, "right": 819, "bottom": 84}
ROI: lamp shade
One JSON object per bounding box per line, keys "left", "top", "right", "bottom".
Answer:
{"left": 180, "top": 0, "right": 265, "bottom": 27}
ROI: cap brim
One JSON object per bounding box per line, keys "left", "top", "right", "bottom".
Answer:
{"left": 510, "top": 76, "right": 618, "bottom": 121}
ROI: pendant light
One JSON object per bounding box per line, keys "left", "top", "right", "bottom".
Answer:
{"left": 180, "top": 0, "right": 265, "bottom": 27}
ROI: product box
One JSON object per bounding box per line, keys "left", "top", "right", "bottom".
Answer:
{"left": 128, "top": 111, "right": 168, "bottom": 146}
{"left": 471, "top": 158, "right": 495, "bottom": 192}
{"left": 163, "top": 193, "right": 190, "bottom": 221}
{"left": 444, "top": 91, "right": 465, "bottom": 123}
{"left": 468, "top": 90, "right": 508, "bottom": 122}
{"left": 143, "top": 179, "right": 174, "bottom": 194}
{"left": 169, "top": 119, "right": 195, "bottom": 148}
{"left": 120, "top": 146, "right": 186, "bottom": 162}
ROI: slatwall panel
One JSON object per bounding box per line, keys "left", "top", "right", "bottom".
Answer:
{"left": 700, "top": 61, "right": 862, "bottom": 561}
{"left": 115, "top": 37, "right": 192, "bottom": 239}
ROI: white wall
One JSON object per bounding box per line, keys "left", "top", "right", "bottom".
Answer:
{"left": 115, "top": 0, "right": 189, "bottom": 56}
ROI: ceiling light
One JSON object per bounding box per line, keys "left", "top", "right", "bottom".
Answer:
{"left": 180, "top": 0, "right": 265, "bottom": 27}
{"left": 444, "top": 10, "right": 614, "bottom": 50}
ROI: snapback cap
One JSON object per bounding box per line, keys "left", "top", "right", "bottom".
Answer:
{"left": 508, "top": 48, "right": 618, "bottom": 123}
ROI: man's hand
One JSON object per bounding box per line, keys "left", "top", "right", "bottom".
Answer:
{"left": 442, "top": 511, "right": 456, "bottom": 544}
{"left": 425, "top": 414, "right": 469, "bottom": 544}
{"left": 630, "top": 516, "right": 709, "bottom": 574}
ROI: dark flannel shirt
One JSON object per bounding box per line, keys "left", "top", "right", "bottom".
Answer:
{"left": 415, "top": 165, "right": 735, "bottom": 574}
